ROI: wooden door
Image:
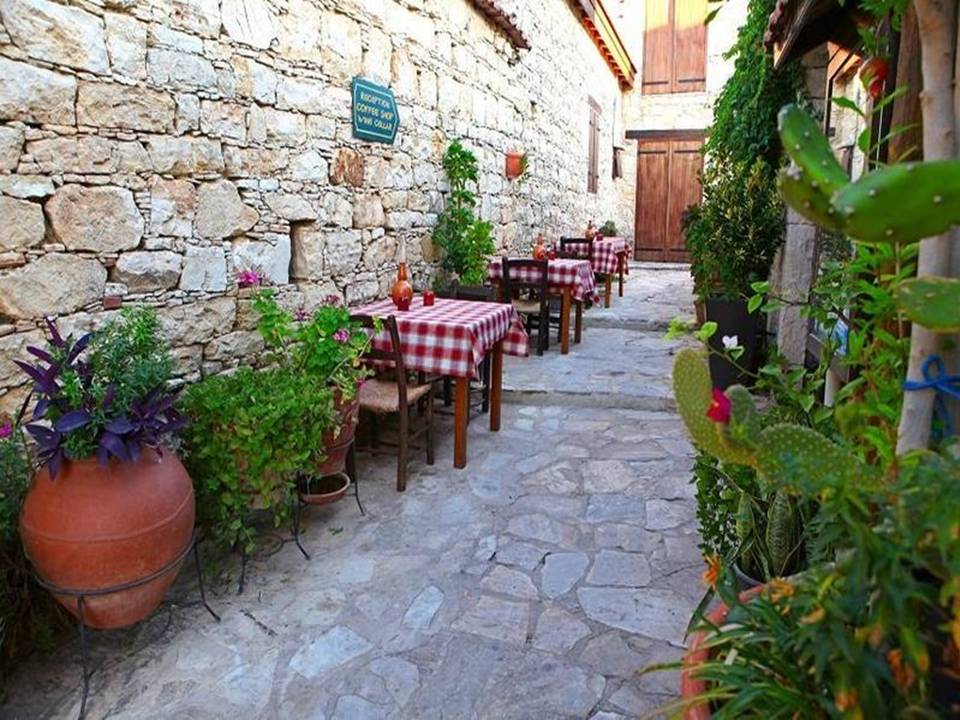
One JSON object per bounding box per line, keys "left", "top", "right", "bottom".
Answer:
{"left": 642, "top": 0, "right": 707, "bottom": 94}
{"left": 634, "top": 135, "right": 704, "bottom": 262}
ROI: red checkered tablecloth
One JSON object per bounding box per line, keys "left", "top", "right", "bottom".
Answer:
{"left": 354, "top": 296, "right": 529, "bottom": 379}
{"left": 486, "top": 258, "right": 600, "bottom": 303}
{"left": 562, "top": 237, "right": 632, "bottom": 275}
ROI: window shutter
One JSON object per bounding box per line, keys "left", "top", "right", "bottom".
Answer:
{"left": 642, "top": 0, "right": 672, "bottom": 94}
{"left": 587, "top": 105, "right": 600, "bottom": 193}
{"left": 673, "top": 0, "right": 707, "bottom": 92}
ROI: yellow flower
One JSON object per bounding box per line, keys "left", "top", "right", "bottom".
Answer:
{"left": 834, "top": 688, "right": 859, "bottom": 713}
{"left": 701, "top": 554, "right": 722, "bottom": 590}
{"left": 768, "top": 578, "right": 794, "bottom": 603}
{"left": 801, "top": 606, "right": 825, "bottom": 625}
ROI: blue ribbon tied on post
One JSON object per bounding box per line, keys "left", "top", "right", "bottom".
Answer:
{"left": 902, "top": 355, "right": 960, "bottom": 438}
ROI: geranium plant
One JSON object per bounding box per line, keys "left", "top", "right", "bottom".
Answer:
{"left": 14, "top": 309, "right": 185, "bottom": 478}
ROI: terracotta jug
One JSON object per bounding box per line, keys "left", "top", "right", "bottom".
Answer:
{"left": 532, "top": 234, "right": 547, "bottom": 260}
{"left": 585, "top": 220, "right": 597, "bottom": 241}
{"left": 391, "top": 262, "right": 413, "bottom": 310}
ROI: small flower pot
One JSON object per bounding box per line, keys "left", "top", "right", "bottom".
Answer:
{"left": 680, "top": 585, "right": 765, "bottom": 719}
{"left": 298, "top": 473, "right": 351, "bottom": 506}
{"left": 505, "top": 151, "right": 525, "bottom": 180}
{"left": 317, "top": 396, "right": 359, "bottom": 477}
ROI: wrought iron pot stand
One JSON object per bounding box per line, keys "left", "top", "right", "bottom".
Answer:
{"left": 33, "top": 532, "right": 220, "bottom": 720}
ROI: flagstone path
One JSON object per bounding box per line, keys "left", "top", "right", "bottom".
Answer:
{"left": 2, "top": 263, "right": 700, "bottom": 720}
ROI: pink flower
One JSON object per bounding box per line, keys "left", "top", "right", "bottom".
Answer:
{"left": 325, "top": 294, "right": 342, "bottom": 306}
{"left": 333, "top": 328, "right": 350, "bottom": 344}
{"left": 237, "top": 269, "right": 263, "bottom": 288}
{"left": 706, "top": 388, "right": 731, "bottom": 424}
{"left": 294, "top": 309, "right": 309, "bottom": 322}
{"left": 0, "top": 421, "right": 12, "bottom": 439}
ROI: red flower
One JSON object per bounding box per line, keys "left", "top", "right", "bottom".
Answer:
{"left": 706, "top": 388, "right": 731, "bottom": 424}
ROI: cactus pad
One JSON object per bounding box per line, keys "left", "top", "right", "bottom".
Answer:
{"left": 754, "top": 424, "right": 875, "bottom": 494}
{"left": 672, "top": 349, "right": 753, "bottom": 466}
{"left": 777, "top": 165, "right": 844, "bottom": 232}
{"left": 894, "top": 277, "right": 960, "bottom": 332}
{"left": 722, "top": 384, "right": 762, "bottom": 454}
{"left": 778, "top": 104, "right": 849, "bottom": 196}
{"left": 832, "top": 161, "right": 960, "bottom": 244}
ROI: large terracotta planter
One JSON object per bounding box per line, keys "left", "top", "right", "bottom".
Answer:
{"left": 680, "top": 586, "right": 765, "bottom": 719}
{"left": 19, "top": 447, "right": 195, "bottom": 630}
{"left": 316, "top": 395, "right": 359, "bottom": 477}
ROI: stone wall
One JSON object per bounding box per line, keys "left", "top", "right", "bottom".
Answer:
{"left": 0, "top": 0, "right": 634, "bottom": 414}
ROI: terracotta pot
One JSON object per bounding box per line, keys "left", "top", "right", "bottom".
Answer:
{"left": 505, "top": 151, "right": 525, "bottom": 180}
{"left": 391, "top": 262, "right": 413, "bottom": 311}
{"left": 298, "top": 474, "right": 351, "bottom": 506}
{"left": 19, "top": 447, "right": 195, "bottom": 630}
{"left": 680, "top": 585, "right": 765, "bottom": 719}
{"left": 317, "top": 395, "right": 359, "bottom": 477}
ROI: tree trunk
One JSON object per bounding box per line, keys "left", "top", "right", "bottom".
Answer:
{"left": 896, "top": 0, "right": 958, "bottom": 454}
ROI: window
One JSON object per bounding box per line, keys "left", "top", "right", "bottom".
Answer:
{"left": 642, "top": 0, "right": 707, "bottom": 94}
{"left": 587, "top": 98, "right": 600, "bottom": 193}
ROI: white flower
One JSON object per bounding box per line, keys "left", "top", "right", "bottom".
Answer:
{"left": 722, "top": 335, "right": 739, "bottom": 350}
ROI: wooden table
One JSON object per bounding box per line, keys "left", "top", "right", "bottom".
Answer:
{"left": 562, "top": 237, "right": 631, "bottom": 307}
{"left": 355, "top": 296, "right": 529, "bottom": 468}
{"left": 486, "top": 257, "right": 599, "bottom": 354}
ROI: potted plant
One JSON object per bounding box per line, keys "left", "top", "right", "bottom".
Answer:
{"left": 15, "top": 309, "right": 191, "bottom": 630}
{"left": 683, "top": 159, "right": 784, "bottom": 388}
{"left": 433, "top": 139, "right": 496, "bottom": 290}
{"left": 180, "top": 366, "right": 335, "bottom": 552}
{"left": 252, "top": 290, "right": 373, "bottom": 503}
{"left": 598, "top": 220, "right": 618, "bottom": 237}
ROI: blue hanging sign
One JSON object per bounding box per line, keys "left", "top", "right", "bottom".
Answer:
{"left": 351, "top": 77, "right": 399, "bottom": 144}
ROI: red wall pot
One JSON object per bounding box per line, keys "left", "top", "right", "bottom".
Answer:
{"left": 505, "top": 151, "right": 525, "bottom": 180}
{"left": 19, "top": 447, "right": 195, "bottom": 630}
{"left": 680, "top": 585, "right": 765, "bottom": 719}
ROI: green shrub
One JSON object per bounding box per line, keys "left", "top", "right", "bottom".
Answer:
{"left": 432, "top": 139, "right": 495, "bottom": 286}
{"left": 599, "top": 220, "right": 618, "bottom": 236}
{"left": 180, "top": 367, "right": 335, "bottom": 552}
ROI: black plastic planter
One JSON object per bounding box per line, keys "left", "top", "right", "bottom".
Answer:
{"left": 704, "top": 297, "right": 762, "bottom": 390}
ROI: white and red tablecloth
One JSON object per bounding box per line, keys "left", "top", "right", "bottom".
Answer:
{"left": 486, "top": 258, "right": 600, "bottom": 303}
{"left": 355, "top": 296, "right": 529, "bottom": 379}
{"left": 562, "top": 237, "right": 632, "bottom": 275}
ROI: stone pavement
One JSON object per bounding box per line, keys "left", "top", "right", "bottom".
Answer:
{"left": 2, "top": 264, "right": 701, "bottom": 720}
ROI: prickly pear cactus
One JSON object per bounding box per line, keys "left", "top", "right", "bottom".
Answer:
{"left": 722, "top": 384, "right": 762, "bottom": 455}
{"left": 778, "top": 104, "right": 850, "bottom": 197}
{"left": 754, "top": 424, "right": 876, "bottom": 494}
{"left": 765, "top": 490, "right": 798, "bottom": 576}
{"left": 832, "top": 161, "right": 960, "bottom": 245}
{"left": 894, "top": 277, "right": 960, "bottom": 332}
{"left": 672, "top": 349, "right": 754, "bottom": 466}
{"left": 777, "top": 165, "right": 844, "bottom": 232}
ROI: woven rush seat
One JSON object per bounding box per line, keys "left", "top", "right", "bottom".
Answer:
{"left": 511, "top": 298, "right": 542, "bottom": 315}
{"left": 359, "top": 378, "right": 431, "bottom": 413}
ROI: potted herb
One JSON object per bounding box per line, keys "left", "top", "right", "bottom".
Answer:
{"left": 505, "top": 150, "right": 527, "bottom": 180}
{"left": 16, "top": 309, "right": 191, "bottom": 630}
{"left": 252, "top": 290, "right": 372, "bottom": 503}
{"left": 180, "top": 366, "right": 335, "bottom": 552}
{"left": 598, "top": 220, "right": 618, "bottom": 237}
{"left": 433, "top": 139, "right": 496, "bottom": 289}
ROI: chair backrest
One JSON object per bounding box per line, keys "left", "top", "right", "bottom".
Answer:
{"left": 501, "top": 258, "right": 548, "bottom": 306}
{"left": 558, "top": 236, "right": 593, "bottom": 259}
{"left": 453, "top": 284, "right": 496, "bottom": 302}
{"left": 350, "top": 314, "right": 409, "bottom": 393}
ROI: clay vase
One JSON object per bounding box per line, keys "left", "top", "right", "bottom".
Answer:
{"left": 19, "top": 447, "right": 195, "bottom": 630}
{"left": 505, "top": 151, "right": 525, "bottom": 180}
{"left": 391, "top": 262, "right": 414, "bottom": 311}
{"left": 532, "top": 235, "right": 547, "bottom": 261}
{"left": 316, "top": 394, "right": 359, "bottom": 477}
{"left": 585, "top": 220, "right": 598, "bottom": 241}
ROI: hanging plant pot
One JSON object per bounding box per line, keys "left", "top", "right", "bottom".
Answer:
{"left": 680, "top": 585, "right": 765, "bottom": 719}
{"left": 317, "top": 395, "right": 359, "bottom": 477}
{"left": 505, "top": 151, "right": 525, "bottom": 180}
{"left": 19, "top": 447, "right": 195, "bottom": 630}
{"left": 298, "top": 473, "right": 351, "bottom": 506}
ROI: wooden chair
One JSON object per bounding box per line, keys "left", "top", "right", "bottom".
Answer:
{"left": 501, "top": 258, "right": 550, "bottom": 355}
{"left": 351, "top": 314, "right": 434, "bottom": 492}
{"left": 433, "top": 284, "right": 496, "bottom": 416}
{"left": 558, "top": 236, "right": 594, "bottom": 260}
